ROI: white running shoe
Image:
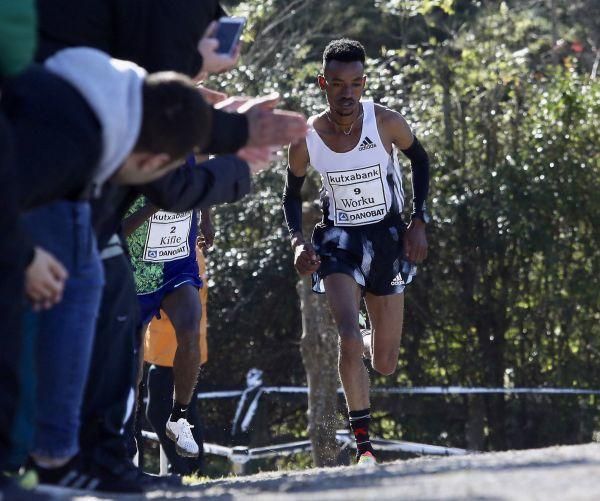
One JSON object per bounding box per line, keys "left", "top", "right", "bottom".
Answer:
{"left": 165, "top": 418, "right": 199, "bottom": 457}
{"left": 356, "top": 450, "right": 377, "bottom": 467}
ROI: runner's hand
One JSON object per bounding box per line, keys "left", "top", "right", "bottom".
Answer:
{"left": 404, "top": 219, "right": 428, "bottom": 263}
{"left": 293, "top": 242, "right": 321, "bottom": 275}
{"left": 25, "top": 247, "right": 68, "bottom": 310}
{"left": 199, "top": 211, "right": 215, "bottom": 249}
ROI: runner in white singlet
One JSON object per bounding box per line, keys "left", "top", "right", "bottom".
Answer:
{"left": 282, "top": 39, "right": 431, "bottom": 465}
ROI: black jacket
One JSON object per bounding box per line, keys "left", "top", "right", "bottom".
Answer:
{"left": 32, "top": 0, "right": 252, "bottom": 250}
{"left": 35, "top": 0, "right": 247, "bottom": 154}
{"left": 36, "top": 0, "right": 225, "bottom": 76}
{"left": 92, "top": 155, "right": 250, "bottom": 249}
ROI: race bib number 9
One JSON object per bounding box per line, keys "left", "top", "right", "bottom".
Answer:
{"left": 143, "top": 211, "right": 192, "bottom": 262}
{"left": 327, "top": 164, "right": 388, "bottom": 226}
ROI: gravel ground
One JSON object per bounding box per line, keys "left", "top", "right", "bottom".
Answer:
{"left": 63, "top": 443, "right": 600, "bottom": 500}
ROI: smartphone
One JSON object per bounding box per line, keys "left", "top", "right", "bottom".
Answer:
{"left": 215, "top": 16, "right": 246, "bottom": 56}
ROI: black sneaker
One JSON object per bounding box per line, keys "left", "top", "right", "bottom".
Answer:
{"left": 101, "top": 457, "right": 183, "bottom": 490}
{"left": 32, "top": 455, "right": 144, "bottom": 495}
{"left": 138, "top": 471, "right": 182, "bottom": 489}
{"left": 87, "top": 454, "right": 181, "bottom": 492}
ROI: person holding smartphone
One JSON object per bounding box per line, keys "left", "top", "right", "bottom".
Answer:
{"left": 28, "top": 1, "right": 307, "bottom": 494}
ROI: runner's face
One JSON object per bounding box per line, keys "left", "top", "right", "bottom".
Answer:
{"left": 320, "top": 60, "right": 366, "bottom": 117}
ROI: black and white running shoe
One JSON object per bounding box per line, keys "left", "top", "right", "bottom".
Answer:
{"left": 32, "top": 455, "right": 144, "bottom": 495}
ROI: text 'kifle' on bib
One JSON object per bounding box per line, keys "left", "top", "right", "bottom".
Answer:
{"left": 143, "top": 211, "right": 192, "bottom": 262}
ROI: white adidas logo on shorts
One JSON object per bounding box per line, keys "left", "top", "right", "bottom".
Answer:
{"left": 390, "top": 272, "right": 404, "bottom": 286}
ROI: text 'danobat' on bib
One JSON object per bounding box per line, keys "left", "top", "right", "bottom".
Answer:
{"left": 143, "top": 211, "right": 192, "bottom": 262}
{"left": 327, "top": 163, "right": 388, "bottom": 226}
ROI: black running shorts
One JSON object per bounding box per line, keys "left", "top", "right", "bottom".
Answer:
{"left": 311, "top": 213, "right": 416, "bottom": 296}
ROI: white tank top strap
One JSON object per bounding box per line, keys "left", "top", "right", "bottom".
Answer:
{"left": 305, "top": 115, "right": 321, "bottom": 166}
{"left": 362, "top": 100, "right": 376, "bottom": 128}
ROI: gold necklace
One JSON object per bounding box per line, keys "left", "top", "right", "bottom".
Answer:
{"left": 326, "top": 108, "right": 364, "bottom": 136}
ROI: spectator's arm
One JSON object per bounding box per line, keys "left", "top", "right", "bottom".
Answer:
{"left": 139, "top": 155, "right": 251, "bottom": 211}
{"left": 202, "top": 108, "right": 249, "bottom": 154}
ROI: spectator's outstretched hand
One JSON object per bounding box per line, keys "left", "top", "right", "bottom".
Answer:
{"left": 197, "top": 21, "right": 240, "bottom": 79}
{"left": 214, "top": 96, "right": 250, "bottom": 112}
{"left": 26, "top": 247, "right": 68, "bottom": 311}
{"left": 215, "top": 93, "right": 306, "bottom": 168}
{"left": 196, "top": 84, "right": 227, "bottom": 105}
{"left": 238, "top": 93, "right": 308, "bottom": 148}
{"left": 236, "top": 146, "right": 275, "bottom": 174}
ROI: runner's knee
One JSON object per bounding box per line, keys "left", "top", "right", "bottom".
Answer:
{"left": 372, "top": 354, "right": 398, "bottom": 376}
{"left": 173, "top": 321, "right": 200, "bottom": 354}
{"left": 338, "top": 325, "right": 363, "bottom": 358}
{"left": 171, "top": 309, "right": 201, "bottom": 343}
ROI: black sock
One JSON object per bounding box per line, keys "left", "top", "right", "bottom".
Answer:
{"left": 169, "top": 401, "right": 188, "bottom": 422}
{"left": 349, "top": 408, "right": 374, "bottom": 459}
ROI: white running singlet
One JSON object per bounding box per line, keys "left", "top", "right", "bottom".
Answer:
{"left": 306, "top": 100, "right": 404, "bottom": 226}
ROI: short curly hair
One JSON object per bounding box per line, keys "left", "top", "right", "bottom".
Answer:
{"left": 135, "top": 71, "right": 211, "bottom": 158}
{"left": 322, "top": 39, "right": 366, "bottom": 67}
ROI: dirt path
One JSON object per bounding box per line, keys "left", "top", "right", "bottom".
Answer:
{"left": 70, "top": 443, "right": 600, "bottom": 500}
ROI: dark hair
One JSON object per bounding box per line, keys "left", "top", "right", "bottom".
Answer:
{"left": 134, "top": 72, "right": 211, "bottom": 158}
{"left": 323, "top": 39, "right": 366, "bottom": 67}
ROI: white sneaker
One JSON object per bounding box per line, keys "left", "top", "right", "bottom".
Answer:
{"left": 165, "top": 418, "right": 199, "bottom": 457}
{"left": 356, "top": 450, "right": 377, "bottom": 467}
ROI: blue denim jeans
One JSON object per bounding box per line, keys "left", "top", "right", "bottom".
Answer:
{"left": 22, "top": 201, "right": 104, "bottom": 459}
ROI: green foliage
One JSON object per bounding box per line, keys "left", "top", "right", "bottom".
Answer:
{"left": 126, "top": 196, "right": 166, "bottom": 294}
{"left": 201, "top": 169, "right": 305, "bottom": 387}
{"left": 376, "top": 0, "right": 456, "bottom": 16}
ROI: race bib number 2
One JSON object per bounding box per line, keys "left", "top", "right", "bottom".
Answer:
{"left": 327, "top": 164, "right": 388, "bottom": 226}
{"left": 143, "top": 211, "right": 192, "bottom": 262}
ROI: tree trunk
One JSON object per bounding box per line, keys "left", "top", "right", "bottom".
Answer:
{"left": 298, "top": 202, "right": 340, "bottom": 467}
{"left": 438, "top": 56, "right": 456, "bottom": 170}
